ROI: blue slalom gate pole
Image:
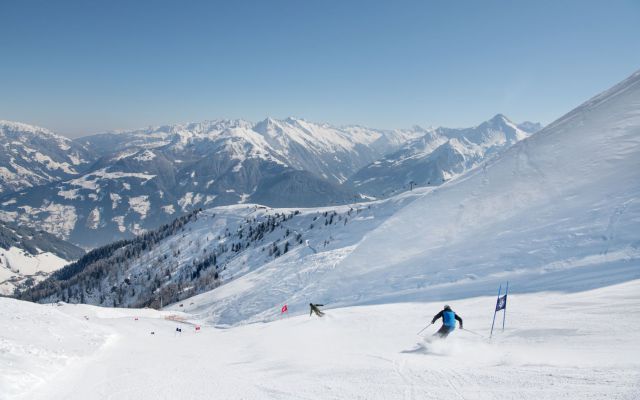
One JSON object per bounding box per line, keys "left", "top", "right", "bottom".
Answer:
{"left": 490, "top": 284, "right": 501, "bottom": 338}
{"left": 502, "top": 281, "right": 509, "bottom": 332}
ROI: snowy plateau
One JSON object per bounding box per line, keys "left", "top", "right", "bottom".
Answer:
{"left": 1, "top": 69, "right": 640, "bottom": 400}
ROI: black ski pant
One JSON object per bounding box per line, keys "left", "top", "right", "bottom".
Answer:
{"left": 434, "top": 325, "right": 454, "bottom": 338}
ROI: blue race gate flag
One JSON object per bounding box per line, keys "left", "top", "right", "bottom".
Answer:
{"left": 495, "top": 294, "right": 507, "bottom": 311}
{"left": 490, "top": 282, "right": 509, "bottom": 338}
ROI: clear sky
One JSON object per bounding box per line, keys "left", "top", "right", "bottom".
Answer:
{"left": 1, "top": 0, "right": 639, "bottom": 137}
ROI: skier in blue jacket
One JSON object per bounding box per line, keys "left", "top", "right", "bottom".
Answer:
{"left": 431, "top": 305, "right": 463, "bottom": 338}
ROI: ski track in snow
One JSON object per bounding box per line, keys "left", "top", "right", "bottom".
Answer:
{"left": 2, "top": 280, "right": 638, "bottom": 400}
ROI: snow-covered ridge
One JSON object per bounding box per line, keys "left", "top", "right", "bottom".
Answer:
{"left": 81, "top": 116, "right": 428, "bottom": 185}
{"left": 347, "top": 114, "right": 537, "bottom": 196}
{"left": 0, "top": 120, "right": 93, "bottom": 194}
{"left": 0, "top": 120, "right": 61, "bottom": 138}
{"left": 69, "top": 168, "right": 156, "bottom": 190}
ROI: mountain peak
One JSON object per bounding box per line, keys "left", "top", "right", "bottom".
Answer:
{"left": 254, "top": 117, "right": 282, "bottom": 135}
{"left": 284, "top": 116, "right": 301, "bottom": 124}
{"left": 484, "top": 115, "right": 542, "bottom": 135}
{"left": 479, "top": 114, "right": 526, "bottom": 137}
{"left": 488, "top": 113, "right": 512, "bottom": 125}
{"left": 517, "top": 121, "right": 543, "bottom": 133}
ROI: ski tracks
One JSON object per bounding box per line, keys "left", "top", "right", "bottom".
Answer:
{"left": 393, "top": 358, "right": 424, "bottom": 400}
{"left": 392, "top": 357, "right": 462, "bottom": 400}
{"left": 435, "top": 368, "right": 469, "bottom": 400}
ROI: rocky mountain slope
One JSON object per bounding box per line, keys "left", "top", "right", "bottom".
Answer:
{"left": 347, "top": 115, "right": 540, "bottom": 197}
{"left": 0, "top": 120, "right": 93, "bottom": 194}
{"left": 79, "top": 118, "right": 424, "bottom": 184}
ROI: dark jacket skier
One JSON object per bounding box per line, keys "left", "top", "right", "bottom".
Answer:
{"left": 431, "top": 305, "right": 463, "bottom": 338}
{"left": 309, "top": 303, "right": 325, "bottom": 317}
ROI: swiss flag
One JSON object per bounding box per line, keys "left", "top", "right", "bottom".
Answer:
{"left": 281, "top": 304, "right": 288, "bottom": 313}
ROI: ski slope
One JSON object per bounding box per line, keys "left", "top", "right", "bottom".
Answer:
{"left": 331, "top": 68, "right": 640, "bottom": 304}
{"left": 2, "top": 280, "right": 639, "bottom": 400}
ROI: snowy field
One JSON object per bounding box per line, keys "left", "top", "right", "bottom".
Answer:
{"left": 2, "top": 280, "right": 639, "bottom": 400}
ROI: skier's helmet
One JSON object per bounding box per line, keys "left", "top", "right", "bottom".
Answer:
{"left": 444, "top": 305, "right": 451, "bottom": 311}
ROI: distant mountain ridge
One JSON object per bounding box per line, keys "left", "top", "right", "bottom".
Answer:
{"left": 0, "top": 120, "right": 94, "bottom": 194}
{"left": 0, "top": 116, "right": 537, "bottom": 248}
{"left": 347, "top": 114, "right": 540, "bottom": 196}
{"left": 78, "top": 117, "right": 425, "bottom": 184}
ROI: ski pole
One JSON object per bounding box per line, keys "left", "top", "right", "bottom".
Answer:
{"left": 417, "top": 323, "right": 433, "bottom": 335}
{"left": 461, "top": 328, "right": 485, "bottom": 338}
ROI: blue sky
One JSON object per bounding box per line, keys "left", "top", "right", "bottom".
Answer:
{"left": 1, "top": 0, "right": 639, "bottom": 137}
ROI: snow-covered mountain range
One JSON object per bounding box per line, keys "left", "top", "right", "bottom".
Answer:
{"left": 0, "top": 120, "right": 93, "bottom": 194}
{"left": 79, "top": 118, "right": 424, "bottom": 184}
{"left": 347, "top": 115, "right": 540, "bottom": 196}
{"left": 0, "top": 116, "right": 536, "bottom": 248}
{"left": 19, "top": 69, "right": 640, "bottom": 324}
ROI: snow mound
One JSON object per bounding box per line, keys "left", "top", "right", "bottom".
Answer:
{"left": 0, "top": 299, "right": 112, "bottom": 399}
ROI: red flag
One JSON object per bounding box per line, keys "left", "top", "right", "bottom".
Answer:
{"left": 281, "top": 304, "right": 288, "bottom": 313}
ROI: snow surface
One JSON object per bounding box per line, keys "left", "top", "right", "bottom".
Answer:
{"left": 86, "top": 208, "right": 101, "bottom": 230}
{"left": 111, "top": 216, "right": 126, "bottom": 233}
{"left": 0, "top": 247, "right": 70, "bottom": 295}
{"left": 32, "top": 152, "right": 77, "bottom": 175}
{"left": 0, "top": 202, "right": 79, "bottom": 240}
{"left": 128, "top": 195, "right": 150, "bottom": 219}
{"left": 2, "top": 281, "right": 639, "bottom": 399}
{"left": 0, "top": 120, "right": 91, "bottom": 194}
{"left": 132, "top": 150, "right": 156, "bottom": 162}
{"left": 69, "top": 169, "right": 155, "bottom": 191}
{"left": 161, "top": 204, "right": 175, "bottom": 214}
{"left": 109, "top": 193, "right": 121, "bottom": 209}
